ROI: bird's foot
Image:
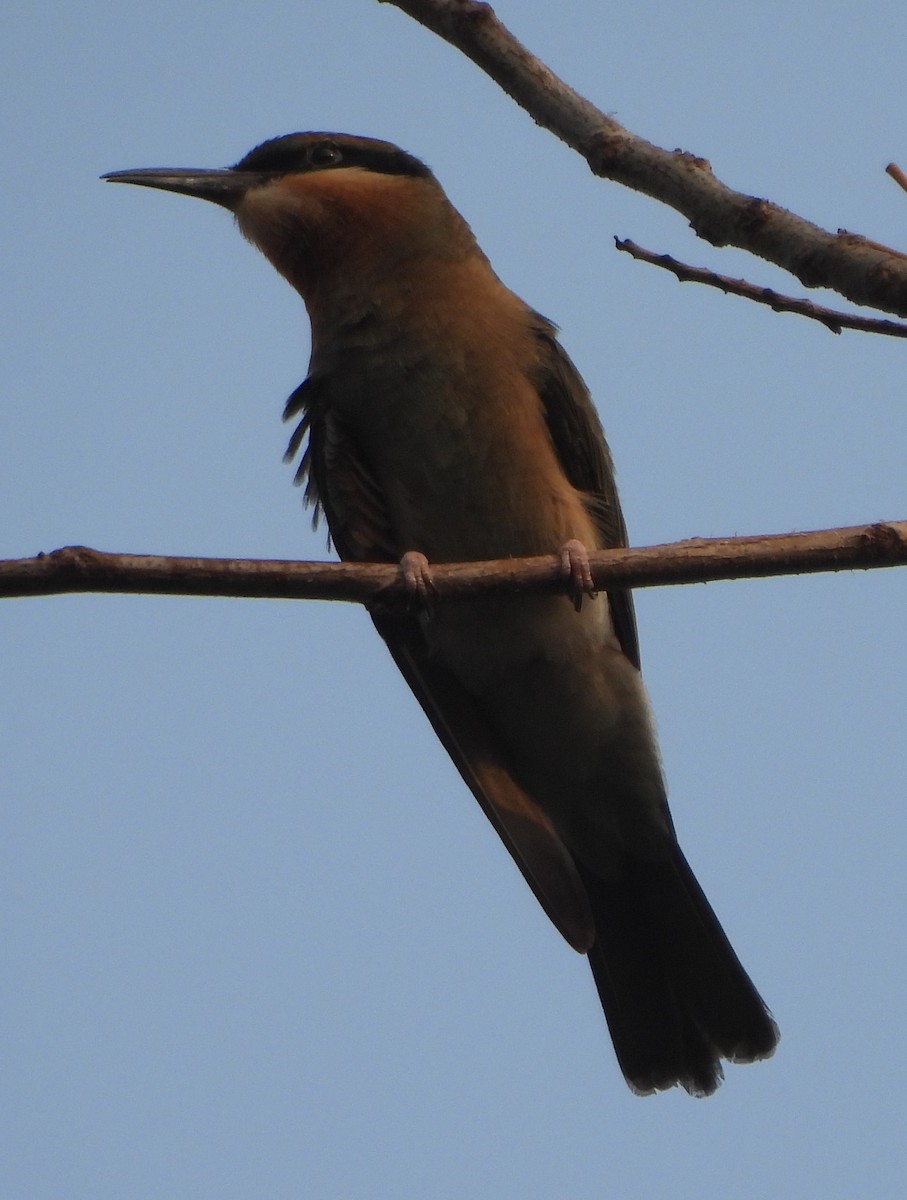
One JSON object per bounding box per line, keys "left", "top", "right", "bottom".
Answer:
{"left": 398, "top": 550, "right": 437, "bottom": 610}
{"left": 559, "top": 539, "right": 597, "bottom": 612}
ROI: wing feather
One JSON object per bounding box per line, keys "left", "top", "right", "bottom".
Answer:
{"left": 531, "top": 316, "right": 641, "bottom": 670}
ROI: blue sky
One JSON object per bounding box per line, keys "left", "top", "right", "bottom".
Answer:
{"left": 3, "top": 3, "right": 906, "bottom": 1197}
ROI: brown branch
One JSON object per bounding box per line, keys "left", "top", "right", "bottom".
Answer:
{"left": 380, "top": 0, "right": 907, "bottom": 317}
{"left": 615, "top": 239, "right": 907, "bottom": 337}
{"left": 3, "top": 523, "right": 905, "bottom": 605}
{"left": 886, "top": 162, "right": 907, "bottom": 196}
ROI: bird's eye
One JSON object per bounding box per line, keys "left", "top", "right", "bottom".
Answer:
{"left": 309, "top": 143, "right": 343, "bottom": 167}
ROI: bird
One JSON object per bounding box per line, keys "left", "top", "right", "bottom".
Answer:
{"left": 104, "top": 132, "right": 779, "bottom": 1095}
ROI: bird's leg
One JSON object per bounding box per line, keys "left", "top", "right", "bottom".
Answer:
{"left": 398, "top": 549, "right": 437, "bottom": 609}
{"left": 559, "top": 538, "right": 597, "bottom": 613}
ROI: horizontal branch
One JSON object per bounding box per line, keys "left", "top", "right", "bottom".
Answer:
{"left": 381, "top": 0, "right": 907, "bottom": 317}
{"left": 3, "top": 522, "right": 905, "bottom": 606}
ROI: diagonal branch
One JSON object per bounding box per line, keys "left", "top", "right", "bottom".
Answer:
{"left": 615, "top": 239, "right": 907, "bottom": 337}
{"left": 3, "top": 522, "right": 905, "bottom": 605}
{"left": 380, "top": 0, "right": 907, "bottom": 317}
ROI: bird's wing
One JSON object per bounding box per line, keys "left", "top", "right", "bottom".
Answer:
{"left": 373, "top": 611, "right": 594, "bottom": 951}
{"left": 530, "top": 316, "right": 641, "bottom": 670}
{"left": 284, "top": 377, "right": 595, "bottom": 952}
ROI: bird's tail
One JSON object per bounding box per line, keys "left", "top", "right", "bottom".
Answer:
{"left": 581, "top": 848, "right": 779, "bottom": 1096}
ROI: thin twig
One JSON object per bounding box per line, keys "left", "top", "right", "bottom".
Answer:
{"left": 380, "top": 0, "right": 907, "bottom": 318}
{"left": 3, "top": 522, "right": 905, "bottom": 605}
{"left": 615, "top": 239, "right": 907, "bottom": 337}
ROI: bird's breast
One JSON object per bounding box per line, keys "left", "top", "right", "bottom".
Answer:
{"left": 311, "top": 262, "right": 598, "bottom": 565}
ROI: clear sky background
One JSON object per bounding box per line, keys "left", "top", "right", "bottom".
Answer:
{"left": 3, "top": 3, "right": 906, "bottom": 1197}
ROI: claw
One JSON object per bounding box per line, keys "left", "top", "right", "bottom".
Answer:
{"left": 559, "top": 538, "right": 597, "bottom": 612}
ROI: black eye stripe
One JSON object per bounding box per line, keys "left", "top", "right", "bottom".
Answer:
{"left": 309, "top": 143, "right": 343, "bottom": 166}
{"left": 233, "top": 133, "right": 431, "bottom": 180}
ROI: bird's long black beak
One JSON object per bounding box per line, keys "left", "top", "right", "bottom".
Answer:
{"left": 102, "top": 167, "right": 257, "bottom": 210}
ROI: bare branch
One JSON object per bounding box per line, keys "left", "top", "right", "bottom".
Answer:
{"left": 615, "top": 239, "right": 907, "bottom": 337}
{"left": 4, "top": 523, "right": 905, "bottom": 606}
{"left": 380, "top": 0, "right": 907, "bottom": 317}
{"left": 886, "top": 162, "right": 907, "bottom": 196}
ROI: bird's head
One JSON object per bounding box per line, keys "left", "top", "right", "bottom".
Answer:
{"left": 104, "top": 132, "right": 476, "bottom": 296}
